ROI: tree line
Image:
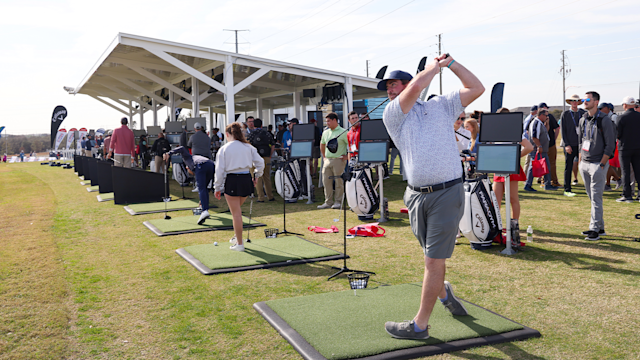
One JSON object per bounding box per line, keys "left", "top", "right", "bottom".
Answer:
{"left": 0, "top": 134, "right": 51, "bottom": 155}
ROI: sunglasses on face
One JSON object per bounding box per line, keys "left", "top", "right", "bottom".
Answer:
{"left": 457, "top": 117, "right": 465, "bottom": 121}
{"left": 569, "top": 100, "right": 580, "bottom": 103}
{"left": 583, "top": 98, "right": 592, "bottom": 102}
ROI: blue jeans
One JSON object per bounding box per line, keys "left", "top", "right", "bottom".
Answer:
{"left": 194, "top": 161, "right": 214, "bottom": 211}
{"left": 526, "top": 152, "right": 551, "bottom": 187}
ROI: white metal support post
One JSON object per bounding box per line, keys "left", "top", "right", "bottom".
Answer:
{"left": 192, "top": 77, "right": 200, "bottom": 119}
{"left": 343, "top": 77, "right": 353, "bottom": 125}
{"left": 208, "top": 107, "right": 214, "bottom": 131}
{"left": 256, "top": 98, "right": 263, "bottom": 121}
{"left": 170, "top": 92, "right": 176, "bottom": 122}
{"left": 501, "top": 175, "right": 516, "bottom": 255}
{"left": 128, "top": 101, "right": 133, "bottom": 126}
{"left": 139, "top": 102, "right": 144, "bottom": 130}
{"left": 152, "top": 99, "right": 158, "bottom": 126}
{"left": 224, "top": 55, "right": 235, "bottom": 133}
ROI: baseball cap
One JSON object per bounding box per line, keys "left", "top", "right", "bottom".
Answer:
{"left": 290, "top": 118, "right": 299, "bottom": 124}
{"left": 530, "top": 105, "right": 538, "bottom": 112}
{"left": 194, "top": 122, "right": 202, "bottom": 130}
{"left": 538, "top": 102, "right": 548, "bottom": 109}
{"left": 622, "top": 96, "right": 636, "bottom": 105}
{"left": 377, "top": 70, "right": 413, "bottom": 91}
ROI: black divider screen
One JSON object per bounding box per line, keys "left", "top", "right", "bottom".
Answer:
{"left": 81, "top": 157, "right": 91, "bottom": 180}
{"left": 75, "top": 155, "right": 83, "bottom": 175}
{"left": 112, "top": 166, "right": 164, "bottom": 205}
{"left": 89, "top": 158, "right": 100, "bottom": 186}
{"left": 97, "top": 161, "right": 113, "bottom": 194}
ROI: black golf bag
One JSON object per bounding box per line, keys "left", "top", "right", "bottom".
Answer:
{"left": 458, "top": 176, "right": 502, "bottom": 250}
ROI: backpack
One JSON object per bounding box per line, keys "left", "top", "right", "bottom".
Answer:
{"left": 250, "top": 129, "right": 272, "bottom": 157}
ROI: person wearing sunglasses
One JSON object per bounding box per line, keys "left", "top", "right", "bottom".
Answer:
{"left": 560, "top": 94, "right": 586, "bottom": 196}
{"left": 578, "top": 92, "right": 616, "bottom": 241}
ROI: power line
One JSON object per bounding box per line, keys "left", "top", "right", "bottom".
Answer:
{"left": 572, "top": 55, "right": 640, "bottom": 67}
{"left": 565, "top": 41, "right": 625, "bottom": 51}
{"left": 282, "top": 0, "right": 416, "bottom": 60}
{"left": 272, "top": 0, "right": 375, "bottom": 53}
{"left": 223, "top": 29, "right": 249, "bottom": 53}
{"left": 253, "top": 0, "right": 342, "bottom": 43}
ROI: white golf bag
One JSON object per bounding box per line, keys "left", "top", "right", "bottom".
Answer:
{"left": 172, "top": 162, "right": 192, "bottom": 187}
{"left": 459, "top": 176, "right": 502, "bottom": 250}
{"left": 346, "top": 167, "right": 380, "bottom": 221}
{"left": 275, "top": 160, "right": 303, "bottom": 202}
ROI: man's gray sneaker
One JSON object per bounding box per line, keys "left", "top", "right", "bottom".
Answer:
{"left": 384, "top": 320, "right": 430, "bottom": 340}
{"left": 442, "top": 281, "right": 468, "bottom": 316}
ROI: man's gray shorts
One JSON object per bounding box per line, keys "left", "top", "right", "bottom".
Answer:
{"left": 403, "top": 182, "right": 464, "bottom": 259}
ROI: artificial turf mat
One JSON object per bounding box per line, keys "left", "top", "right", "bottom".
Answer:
{"left": 80, "top": 181, "right": 90, "bottom": 186}
{"left": 124, "top": 199, "right": 200, "bottom": 215}
{"left": 143, "top": 212, "right": 265, "bottom": 236}
{"left": 255, "top": 283, "right": 540, "bottom": 360}
{"left": 97, "top": 193, "right": 114, "bottom": 202}
{"left": 87, "top": 185, "right": 99, "bottom": 192}
{"left": 176, "top": 236, "right": 346, "bottom": 275}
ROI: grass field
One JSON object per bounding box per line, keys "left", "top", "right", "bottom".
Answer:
{"left": 1, "top": 157, "right": 639, "bottom": 359}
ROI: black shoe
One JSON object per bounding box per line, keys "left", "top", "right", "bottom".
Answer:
{"left": 582, "top": 229, "right": 606, "bottom": 236}
{"left": 256, "top": 200, "right": 265, "bottom": 203}
{"left": 269, "top": 198, "right": 276, "bottom": 202}
{"left": 585, "top": 231, "right": 600, "bottom": 241}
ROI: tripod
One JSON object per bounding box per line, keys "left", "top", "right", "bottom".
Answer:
{"left": 275, "top": 154, "right": 303, "bottom": 237}
{"left": 328, "top": 169, "right": 375, "bottom": 280}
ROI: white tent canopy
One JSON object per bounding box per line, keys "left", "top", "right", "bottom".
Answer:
{"left": 66, "top": 33, "right": 385, "bottom": 130}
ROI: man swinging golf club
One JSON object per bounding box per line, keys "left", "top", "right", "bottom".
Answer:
{"left": 382, "top": 54, "right": 484, "bottom": 340}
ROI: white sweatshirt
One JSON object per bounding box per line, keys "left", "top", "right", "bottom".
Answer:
{"left": 214, "top": 140, "right": 265, "bottom": 192}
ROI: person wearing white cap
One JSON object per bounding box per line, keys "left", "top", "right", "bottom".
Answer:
{"left": 560, "top": 94, "right": 586, "bottom": 196}
{"left": 615, "top": 96, "right": 640, "bottom": 203}
{"left": 187, "top": 122, "right": 212, "bottom": 159}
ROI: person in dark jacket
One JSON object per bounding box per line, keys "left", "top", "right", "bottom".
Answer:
{"left": 615, "top": 96, "right": 640, "bottom": 203}
{"left": 151, "top": 132, "right": 171, "bottom": 173}
{"left": 578, "top": 91, "right": 616, "bottom": 241}
{"left": 560, "top": 94, "right": 586, "bottom": 196}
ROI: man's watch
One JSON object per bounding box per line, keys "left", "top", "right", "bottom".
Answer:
{"left": 599, "top": 163, "right": 605, "bottom": 168}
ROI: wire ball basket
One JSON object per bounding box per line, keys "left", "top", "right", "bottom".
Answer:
{"left": 347, "top": 272, "right": 370, "bottom": 295}
{"left": 264, "top": 228, "right": 279, "bottom": 238}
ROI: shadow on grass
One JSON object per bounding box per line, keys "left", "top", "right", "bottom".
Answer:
{"left": 267, "top": 261, "right": 344, "bottom": 278}
{"left": 450, "top": 342, "right": 546, "bottom": 360}
{"left": 534, "top": 230, "right": 640, "bottom": 254}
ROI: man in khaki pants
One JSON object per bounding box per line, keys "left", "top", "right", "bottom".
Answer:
{"left": 318, "top": 112, "right": 348, "bottom": 209}
{"left": 107, "top": 117, "right": 135, "bottom": 168}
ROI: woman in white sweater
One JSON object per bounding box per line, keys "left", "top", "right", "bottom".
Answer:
{"left": 214, "top": 122, "right": 265, "bottom": 251}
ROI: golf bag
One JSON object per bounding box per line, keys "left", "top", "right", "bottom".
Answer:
{"left": 459, "top": 176, "right": 502, "bottom": 250}
{"left": 275, "top": 160, "right": 303, "bottom": 202}
{"left": 172, "top": 162, "right": 192, "bottom": 187}
{"left": 346, "top": 167, "right": 380, "bottom": 221}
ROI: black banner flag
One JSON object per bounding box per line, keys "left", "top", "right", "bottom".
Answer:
{"left": 50, "top": 106, "right": 68, "bottom": 148}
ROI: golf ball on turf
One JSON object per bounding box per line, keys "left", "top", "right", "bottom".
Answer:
{"left": 214, "top": 242, "right": 218, "bottom": 246}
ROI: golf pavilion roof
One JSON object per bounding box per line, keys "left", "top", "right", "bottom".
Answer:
{"left": 66, "top": 33, "right": 385, "bottom": 123}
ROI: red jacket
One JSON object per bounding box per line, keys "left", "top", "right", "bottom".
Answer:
{"left": 347, "top": 125, "right": 360, "bottom": 158}
{"left": 109, "top": 125, "right": 135, "bottom": 157}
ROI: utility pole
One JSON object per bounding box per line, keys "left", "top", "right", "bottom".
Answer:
{"left": 438, "top": 34, "right": 442, "bottom": 95}
{"left": 366, "top": 60, "right": 370, "bottom": 77}
{"left": 560, "top": 50, "right": 570, "bottom": 114}
{"left": 223, "top": 29, "right": 249, "bottom": 53}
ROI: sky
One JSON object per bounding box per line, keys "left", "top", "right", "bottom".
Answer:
{"left": 1, "top": 0, "right": 639, "bottom": 135}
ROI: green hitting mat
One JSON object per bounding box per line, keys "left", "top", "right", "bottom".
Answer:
{"left": 255, "top": 283, "right": 540, "bottom": 360}
{"left": 97, "top": 193, "right": 114, "bottom": 202}
{"left": 124, "top": 199, "right": 200, "bottom": 215}
{"left": 143, "top": 212, "right": 265, "bottom": 236}
{"left": 87, "top": 185, "right": 99, "bottom": 192}
{"left": 176, "top": 236, "right": 346, "bottom": 275}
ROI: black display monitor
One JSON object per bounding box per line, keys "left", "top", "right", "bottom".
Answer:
{"left": 290, "top": 141, "right": 313, "bottom": 158}
{"left": 292, "top": 124, "right": 316, "bottom": 141}
{"left": 478, "top": 112, "right": 523, "bottom": 143}
{"left": 358, "top": 142, "right": 388, "bottom": 163}
{"left": 360, "top": 120, "right": 389, "bottom": 141}
{"left": 475, "top": 144, "right": 521, "bottom": 174}
{"left": 165, "top": 121, "right": 183, "bottom": 133}
{"left": 166, "top": 134, "right": 181, "bottom": 145}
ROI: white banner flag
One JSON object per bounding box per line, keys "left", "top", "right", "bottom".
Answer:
{"left": 66, "top": 128, "right": 77, "bottom": 149}
{"left": 54, "top": 128, "right": 67, "bottom": 150}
